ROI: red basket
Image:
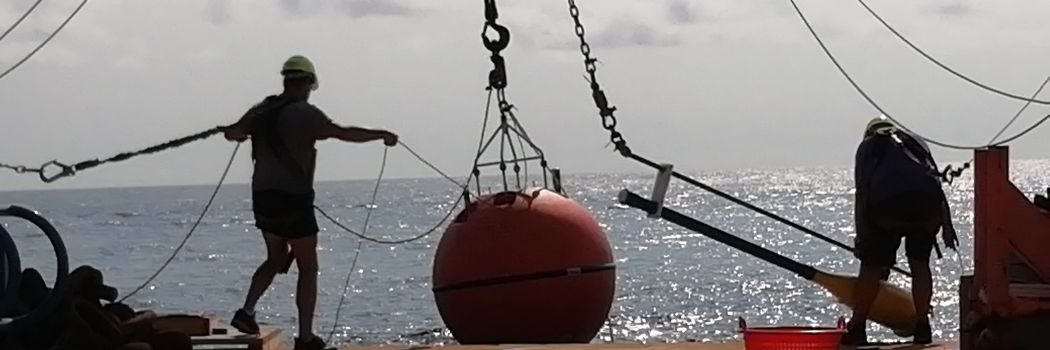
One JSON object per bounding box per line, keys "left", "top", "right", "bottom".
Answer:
{"left": 738, "top": 317, "right": 846, "bottom": 350}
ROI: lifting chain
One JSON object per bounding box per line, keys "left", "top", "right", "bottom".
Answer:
{"left": 938, "top": 163, "right": 970, "bottom": 186}
{"left": 567, "top": 0, "right": 630, "bottom": 157}
{"left": 483, "top": 0, "right": 510, "bottom": 91}
{"left": 476, "top": 0, "right": 551, "bottom": 193}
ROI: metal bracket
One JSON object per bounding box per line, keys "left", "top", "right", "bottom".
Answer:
{"left": 649, "top": 163, "right": 673, "bottom": 218}
{"left": 550, "top": 167, "right": 563, "bottom": 193}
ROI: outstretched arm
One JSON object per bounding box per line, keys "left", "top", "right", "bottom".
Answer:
{"left": 219, "top": 104, "right": 260, "bottom": 142}
{"left": 318, "top": 122, "right": 398, "bottom": 146}
{"left": 218, "top": 121, "right": 250, "bottom": 142}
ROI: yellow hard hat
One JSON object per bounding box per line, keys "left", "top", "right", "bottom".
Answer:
{"left": 865, "top": 114, "right": 895, "bottom": 136}
{"left": 281, "top": 55, "right": 318, "bottom": 90}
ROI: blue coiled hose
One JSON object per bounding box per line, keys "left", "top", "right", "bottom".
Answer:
{"left": 0, "top": 224, "right": 22, "bottom": 318}
{"left": 0, "top": 205, "right": 69, "bottom": 330}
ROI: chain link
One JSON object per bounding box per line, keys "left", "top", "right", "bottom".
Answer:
{"left": 1, "top": 160, "right": 75, "bottom": 183}
{"left": 938, "top": 163, "right": 970, "bottom": 186}
{"left": 473, "top": 0, "right": 552, "bottom": 192}
{"left": 567, "top": 0, "right": 630, "bottom": 157}
{"left": 0, "top": 162, "right": 40, "bottom": 174}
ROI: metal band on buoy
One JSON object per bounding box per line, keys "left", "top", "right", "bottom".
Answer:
{"left": 0, "top": 206, "right": 70, "bottom": 330}
{"left": 432, "top": 263, "right": 615, "bottom": 293}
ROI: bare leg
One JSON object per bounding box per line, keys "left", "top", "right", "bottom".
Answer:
{"left": 289, "top": 235, "right": 319, "bottom": 340}
{"left": 243, "top": 233, "right": 290, "bottom": 312}
{"left": 909, "top": 258, "right": 933, "bottom": 321}
{"left": 850, "top": 262, "right": 885, "bottom": 327}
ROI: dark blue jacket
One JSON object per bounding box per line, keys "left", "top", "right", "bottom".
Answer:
{"left": 855, "top": 130, "right": 942, "bottom": 205}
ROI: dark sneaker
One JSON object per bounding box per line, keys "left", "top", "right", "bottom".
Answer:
{"left": 294, "top": 335, "right": 331, "bottom": 350}
{"left": 231, "top": 309, "right": 260, "bottom": 335}
{"left": 841, "top": 322, "right": 867, "bottom": 346}
{"left": 913, "top": 319, "right": 932, "bottom": 345}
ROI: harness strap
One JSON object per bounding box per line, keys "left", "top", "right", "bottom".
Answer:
{"left": 250, "top": 96, "right": 312, "bottom": 190}
{"left": 870, "top": 129, "right": 940, "bottom": 181}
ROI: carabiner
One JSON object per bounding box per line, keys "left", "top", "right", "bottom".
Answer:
{"left": 38, "top": 160, "right": 75, "bottom": 183}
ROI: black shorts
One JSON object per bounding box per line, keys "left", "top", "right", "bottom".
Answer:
{"left": 252, "top": 190, "right": 319, "bottom": 239}
{"left": 855, "top": 194, "right": 941, "bottom": 266}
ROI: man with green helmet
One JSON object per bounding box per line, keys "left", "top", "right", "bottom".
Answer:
{"left": 219, "top": 55, "right": 398, "bottom": 350}
{"left": 844, "top": 115, "right": 958, "bottom": 346}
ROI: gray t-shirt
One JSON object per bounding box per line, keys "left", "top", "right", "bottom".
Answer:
{"left": 239, "top": 96, "right": 333, "bottom": 194}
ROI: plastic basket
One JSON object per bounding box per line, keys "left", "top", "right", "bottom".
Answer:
{"left": 738, "top": 317, "right": 846, "bottom": 350}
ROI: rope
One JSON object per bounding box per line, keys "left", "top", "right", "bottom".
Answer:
{"left": 471, "top": 89, "right": 495, "bottom": 195}
{"left": 937, "top": 74, "right": 1047, "bottom": 184}
{"left": 326, "top": 147, "right": 386, "bottom": 344}
{"left": 471, "top": 0, "right": 552, "bottom": 194}
{"left": 314, "top": 197, "right": 461, "bottom": 245}
{"left": 316, "top": 141, "right": 470, "bottom": 342}
{"left": 313, "top": 141, "right": 468, "bottom": 245}
{"left": 1, "top": 127, "right": 222, "bottom": 183}
{"left": 397, "top": 140, "right": 466, "bottom": 189}
{"left": 987, "top": 77, "right": 1050, "bottom": 145}
{"left": 517, "top": 133, "right": 529, "bottom": 185}
{"left": 326, "top": 240, "right": 363, "bottom": 344}
{"left": 0, "top": 0, "right": 43, "bottom": 43}
{"left": 68, "top": 128, "right": 222, "bottom": 173}
{"left": 0, "top": 0, "right": 89, "bottom": 82}
{"left": 788, "top": 0, "right": 1050, "bottom": 151}
{"left": 855, "top": 0, "right": 1050, "bottom": 105}
{"left": 317, "top": 139, "right": 475, "bottom": 343}
{"left": 119, "top": 143, "right": 240, "bottom": 302}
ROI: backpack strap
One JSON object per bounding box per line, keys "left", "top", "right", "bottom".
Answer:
{"left": 891, "top": 131, "right": 937, "bottom": 171}
{"left": 869, "top": 128, "right": 941, "bottom": 182}
{"left": 250, "top": 97, "right": 312, "bottom": 190}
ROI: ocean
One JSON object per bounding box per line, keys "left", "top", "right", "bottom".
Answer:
{"left": 3, "top": 160, "right": 1049, "bottom": 345}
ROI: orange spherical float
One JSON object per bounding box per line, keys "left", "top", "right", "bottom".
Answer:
{"left": 432, "top": 188, "right": 616, "bottom": 344}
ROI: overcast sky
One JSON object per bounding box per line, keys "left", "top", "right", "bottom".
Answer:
{"left": 1, "top": 0, "right": 1048, "bottom": 191}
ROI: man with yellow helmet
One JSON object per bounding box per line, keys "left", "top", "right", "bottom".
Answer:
{"left": 219, "top": 55, "right": 398, "bottom": 350}
{"left": 844, "top": 115, "right": 958, "bottom": 346}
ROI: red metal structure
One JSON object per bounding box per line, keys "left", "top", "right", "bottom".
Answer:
{"left": 963, "top": 146, "right": 1050, "bottom": 349}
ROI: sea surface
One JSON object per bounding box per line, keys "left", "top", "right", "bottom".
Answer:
{"left": 2, "top": 160, "right": 1049, "bottom": 346}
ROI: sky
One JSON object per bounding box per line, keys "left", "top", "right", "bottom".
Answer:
{"left": 1, "top": 0, "right": 1048, "bottom": 191}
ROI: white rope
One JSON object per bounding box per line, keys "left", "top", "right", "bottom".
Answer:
{"left": 788, "top": 0, "right": 1050, "bottom": 151}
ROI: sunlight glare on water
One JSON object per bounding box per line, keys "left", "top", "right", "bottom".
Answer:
{"left": 3, "top": 159, "right": 1048, "bottom": 345}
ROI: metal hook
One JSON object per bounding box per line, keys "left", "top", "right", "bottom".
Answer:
{"left": 482, "top": 22, "right": 511, "bottom": 53}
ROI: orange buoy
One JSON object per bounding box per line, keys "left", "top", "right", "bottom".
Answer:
{"left": 432, "top": 188, "right": 615, "bottom": 344}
